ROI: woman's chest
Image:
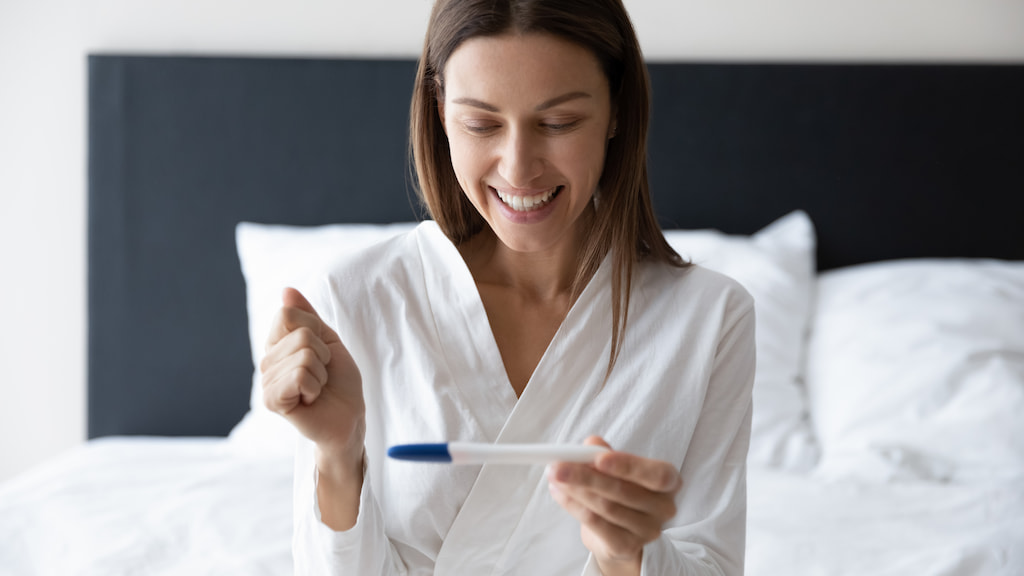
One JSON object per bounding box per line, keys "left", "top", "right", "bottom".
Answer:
{"left": 475, "top": 284, "right": 571, "bottom": 398}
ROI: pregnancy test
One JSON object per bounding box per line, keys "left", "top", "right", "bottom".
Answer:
{"left": 387, "top": 442, "right": 609, "bottom": 465}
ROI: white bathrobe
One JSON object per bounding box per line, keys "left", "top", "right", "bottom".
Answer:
{"left": 294, "top": 221, "right": 755, "bottom": 576}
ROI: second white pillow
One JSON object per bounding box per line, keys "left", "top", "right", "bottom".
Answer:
{"left": 665, "top": 210, "right": 819, "bottom": 471}
{"left": 806, "top": 258, "right": 1024, "bottom": 483}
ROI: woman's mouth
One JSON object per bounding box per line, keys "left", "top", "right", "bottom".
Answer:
{"left": 493, "top": 186, "right": 562, "bottom": 212}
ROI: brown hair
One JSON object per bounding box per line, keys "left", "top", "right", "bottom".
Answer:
{"left": 410, "top": 0, "right": 687, "bottom": 376}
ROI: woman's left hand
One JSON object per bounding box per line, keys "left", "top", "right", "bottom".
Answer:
{"left": 548, "top": 436, "right": 682, "bottom": 576}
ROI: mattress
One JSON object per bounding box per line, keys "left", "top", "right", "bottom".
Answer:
{"left": 0, "top": 437, "right": 292, "bottom": 576}
{"left": 2, "top": 437, "right": 1021, "bottom": 575}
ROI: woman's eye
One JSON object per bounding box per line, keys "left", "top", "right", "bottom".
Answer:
{"left": 541, "top": 120, "right": 580, "bottom": 132}
{"left": 464, "top": 123, "right": 499, "bottom": 134}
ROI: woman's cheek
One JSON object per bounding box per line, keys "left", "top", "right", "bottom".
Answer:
{"left": 452, "top": 138, "right": 493, "bottom": 182}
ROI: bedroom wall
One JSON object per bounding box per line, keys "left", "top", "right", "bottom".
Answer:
{"left": 0, "top": 0, "right": 1022, "bottom": 483}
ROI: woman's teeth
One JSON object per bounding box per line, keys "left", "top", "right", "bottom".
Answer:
{"left": 494, "top": 187, "right": 560, "bottom": 212}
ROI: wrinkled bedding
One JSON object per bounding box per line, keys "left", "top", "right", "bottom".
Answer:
{"left": 2, "top": 437, "right": 1021, "bottom": 576}
{"left": 0, "top": 438, "right": 292, "bottom": 576}
{"left": 746, "top": 467, "right": 1024, "bottom": 575}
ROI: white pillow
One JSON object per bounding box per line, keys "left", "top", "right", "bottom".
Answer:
{"left": 665, "top": 210, "right": 819, "bottom": 471}
{"left": 806, "top": 259, "right": 1024, "bottom": 483}
{"left": 230, "top": 222, "right": 418, "bottom": 454}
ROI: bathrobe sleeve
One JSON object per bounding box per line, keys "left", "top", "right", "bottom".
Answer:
{"left": 290, "top": 226, "right": 496, "bottom": 576}
{"left": 641, "top": 298, "right": 756, "bottom": 576}
{"left": 289, "top": 263, "right": 411, "bottom": 576}
{"left": 292, "top": 437, "right": 408, "bottom": 576}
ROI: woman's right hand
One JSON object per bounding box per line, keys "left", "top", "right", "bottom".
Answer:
{"left": 260, "top": 287, "right": 366, "bottom": 471}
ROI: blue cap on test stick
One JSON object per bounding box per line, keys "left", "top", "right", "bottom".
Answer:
{"left": 387, "top": 443, "right": 453, "bottom": 462}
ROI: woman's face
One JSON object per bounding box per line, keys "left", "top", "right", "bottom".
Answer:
{"left": 441, "top": 32, "right": 613, "bottom": 255}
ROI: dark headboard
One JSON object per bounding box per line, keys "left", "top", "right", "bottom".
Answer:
{"left": 87, "top": 55, "right": 1024, "bottom": 438}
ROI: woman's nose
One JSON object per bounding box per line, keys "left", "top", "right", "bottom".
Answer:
{"left": 497, "top": 128, "right": 544, "bottom": 188}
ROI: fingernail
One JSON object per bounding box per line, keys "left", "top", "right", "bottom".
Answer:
{"left": 595, "top": 454, "right": 616, "bottom": 474}
{"left": 548, "top": 464, "right": 567, "bottom": 482}
{"left": 556, "top": 465, "right": 573, "bottom": 482}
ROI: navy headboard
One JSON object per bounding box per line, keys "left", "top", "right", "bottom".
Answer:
{"left": 87, "top": 55, "right": 1024, "bottom": 438}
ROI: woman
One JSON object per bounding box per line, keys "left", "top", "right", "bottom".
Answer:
{"left": 260, "top": 1, "right": 755, "bottom": 574}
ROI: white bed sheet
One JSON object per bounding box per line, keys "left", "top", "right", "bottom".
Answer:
{"left": 2, "top": 438, "right": 1022, "bottom": 575}
{"left": 747, "top": 467, "right": 1024, "bottom": 575}
{"left": 0, "top": 437, "right": 293, "bottom": 576}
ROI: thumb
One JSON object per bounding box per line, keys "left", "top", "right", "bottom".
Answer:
{"left": 584, "top": 436, "right": 614, "bottom": 471}
{"left": 280, "top": 286, "right": 341, "bottom": 346}
{"left": 282, "top": 286, "right": 317, "bottom": 315}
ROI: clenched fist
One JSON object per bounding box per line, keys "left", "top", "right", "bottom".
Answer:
{"left": 261, "top": 288, "right": 365, "bottom": 478}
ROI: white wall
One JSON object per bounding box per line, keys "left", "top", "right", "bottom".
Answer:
{"left": 1, "top": 0, "right": 1022, "bottom": 483}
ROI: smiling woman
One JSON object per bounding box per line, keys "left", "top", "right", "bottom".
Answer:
{"left": 411, "top": 0, "right": 687, "bottom": 381}
{"left": 264, "top": 1, "right": 755, "bottom": 575}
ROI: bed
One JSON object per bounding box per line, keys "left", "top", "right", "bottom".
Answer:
{"left": 0, "top": 55, "right": 1022, "bottom": 575}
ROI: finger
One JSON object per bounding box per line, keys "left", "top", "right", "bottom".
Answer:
{"left": 594, "top": 450, "right": 682, "bottom": 494}
{"left": 283, "top": 287, "right": 341, "bottom": 345}
{"left": 266, "top": 287, "right": 341, "bottom": 350}
{"left": 282, "top": 286, "right": 316, "bottom": 314}
{"left": 265, "top": 344, "right": 329, "bottom": 391}
{"left": 286, "top": 347, "right": 329, "bottom": 389}
{"left": 556, "top": 480, "right": 664, "bottom": 540}
{"left": 261, "top": 349, "right": 328, "bottom": 411}
{"left": 266, "top": 305, "right": 322, "bottom": 349}
{"left": 548, "top": 482, "right": 645, "bottom": 559}
{"left": 262, "top": 363, "right": 326, "bottom": 413}
{"left": 260, "top": 326, "right": 331, "bottom": 373}
{"left": 550, "top": 461, "right": 669, "bottom": 517}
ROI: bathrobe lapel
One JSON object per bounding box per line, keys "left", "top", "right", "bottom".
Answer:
{"left": 419, "top": 225, "right": 614, "bottom": 575}
{"left": 417, "top": 225, "right": 519, "bottom": 442}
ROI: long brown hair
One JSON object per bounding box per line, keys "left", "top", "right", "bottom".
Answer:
{"left": 410, "top": 0, "right": 687, "bottom": 376}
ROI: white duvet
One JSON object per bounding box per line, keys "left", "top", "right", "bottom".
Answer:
{"left": 746, "top": 467, "right": 1024, "bottom": 575}
{"left": 0, "top": 437, "right": 293, "bottom": 576}
{"left": 2, "top": 437, "right": 1022, "bottom": 576}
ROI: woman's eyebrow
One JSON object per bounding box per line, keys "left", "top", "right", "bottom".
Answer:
{"left": 449, "top": 91, "right": 592, "bottom": 113}
{"left": 450, "top": 97, "right": 499, "bottom": 112}
{"left": 536, "top": 91, "right": 591, "bottom": 111}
